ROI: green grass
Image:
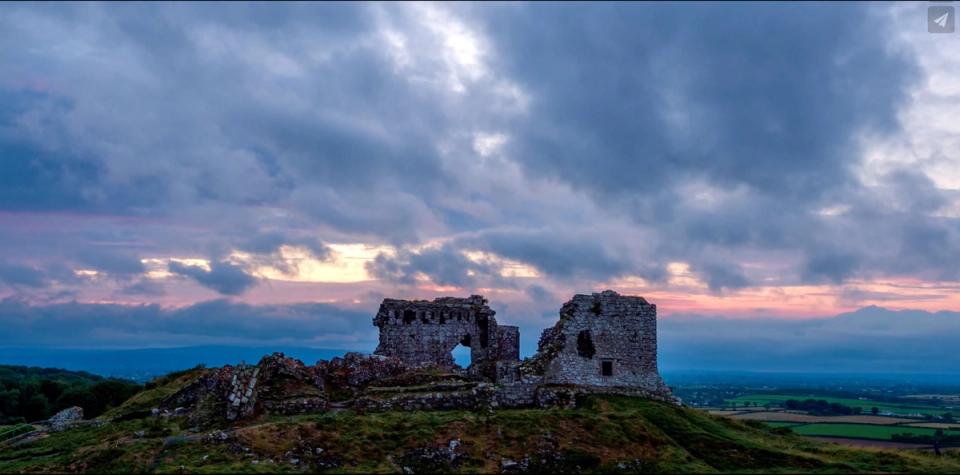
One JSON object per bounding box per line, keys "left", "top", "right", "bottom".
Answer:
{"left": 790, "top": 423, "right": 940, "bottom": 440}
{"left": 0, "top": 424, "right": 34, "bottom": 442}
{"left": 4, "top": 394, "right": 960, "bottom": 473}
{"left": 764, "top": 421, "right": 801, "bottom": 428}
{"left": 728, "top": 394, "right": 951, "bottom": 416}
{"left": 101, "top": 367, "right": 209, "bottom": 421}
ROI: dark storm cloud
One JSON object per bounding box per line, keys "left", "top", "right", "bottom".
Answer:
{"left": 464, "top": 2, "right": 936, "bottom": 286}
{"left": 0, "top": 1, "right": 955, "bottom": 301}
{"left": 483, "top": 2, "right": 913, "bottom": 201}
{"left": 366, "top": 244, "right": 503, "bottom": 288}
{"left": 168, "top": 261, "right": 258, "bottom": 296}
{"left": 464, "top": 230, "right": 633, "bottom": 281}
{"left": 238, "top": 232, "right": 331, "bottom": 259}
{"left": 0, "top": 2, "right": 451, "bottom": 242}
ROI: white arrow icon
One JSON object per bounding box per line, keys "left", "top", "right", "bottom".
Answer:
{"left": 934, "top": 11, "right": 950, "bottom": 28}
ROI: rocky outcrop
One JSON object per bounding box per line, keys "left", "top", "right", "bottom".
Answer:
{"left": 160, "top": 352, "right": 327, "bottom": 424}
{"left": 48, "top": 406, "right": 84, "bottom": 432}
{"left": 319, "top": 352, "right": 407, "bottom": 390}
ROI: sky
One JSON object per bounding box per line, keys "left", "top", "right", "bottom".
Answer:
{"left": 1, "top": 3, "right": 959, "bottom": 372}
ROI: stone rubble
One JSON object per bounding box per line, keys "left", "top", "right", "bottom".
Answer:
{"left": 48, "top": 406, "right": 84, "bottom": 432}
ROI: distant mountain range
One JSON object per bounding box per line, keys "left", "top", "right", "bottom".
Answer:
{"left": 0, "top": 346, "right": 352, "bottom": 381}
{"left": 1, "top": 306, "right": 957, "bottom": 382}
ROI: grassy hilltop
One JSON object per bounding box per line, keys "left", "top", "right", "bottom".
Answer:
{"left": 3, "top": 367, "right": 960, "bottom": 474}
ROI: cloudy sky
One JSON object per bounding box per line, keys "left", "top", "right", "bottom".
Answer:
{"left": 1, "top": 3, "right": 959, "bottom": 370}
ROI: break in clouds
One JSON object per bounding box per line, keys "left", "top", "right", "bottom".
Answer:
{"left": 0, "top": 3, "right": 959, "bottom": 369}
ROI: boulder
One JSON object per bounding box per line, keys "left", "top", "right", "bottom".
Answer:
{"left": 49, "top": 406, "right": 84, "bottom": 432}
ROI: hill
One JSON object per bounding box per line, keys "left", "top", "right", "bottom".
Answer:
{"left": 0, "top": 365, "right": 140, "bottom": 424}
{"left": 2, "top": 368, "right": 960, "bottom": 473}
{"left": 0, "top": 346, "right": 355, "bottom": 382}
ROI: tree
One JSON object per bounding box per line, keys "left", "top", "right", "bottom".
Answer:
{"left": 21, "top": 394, "right": 50, "bottom": 421}
{"left": 871, "top": 407, "right": 879, "bottom": 415}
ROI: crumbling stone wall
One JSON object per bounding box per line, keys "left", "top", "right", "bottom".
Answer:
{"left": 533, "top": 290, "right": 672, "bottom": 398}
{"left": 372, "top": 295, "right": 519, "bottom": 377}
{"left": 161, "top": 352, "right": 326, "bottom": 423}
{"left": 160, "top": 291, "right": 676, "bottom": 427}
{"left": 226, "top": 363, "right": 260, "bottom": 420}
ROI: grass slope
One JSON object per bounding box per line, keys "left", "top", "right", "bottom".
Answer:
{"left": 790, "top": 424, "right": 940, "bottom": 440}
{"left": 3, "top": 379, "right": 960, "bottom": 474}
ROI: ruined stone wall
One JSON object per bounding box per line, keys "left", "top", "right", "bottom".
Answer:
{"left": 372, "top": 295, "right": 514, "bottom": 376}
{"left": 495, "top": 325, "right": 520, "bottom": 361}
{"left": 226, "top": 363, "right": 260, "bottom": 421}
{"left": 537, "top": 290, "right": 671, "bottom": 397}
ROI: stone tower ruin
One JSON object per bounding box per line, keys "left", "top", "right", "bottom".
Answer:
{"left": 532, "top": 290, "right": 669, "bottom": 392}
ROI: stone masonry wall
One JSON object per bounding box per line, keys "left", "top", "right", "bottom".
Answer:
{"left": 372, "top": 295, "right": 517, "bottom": 377}
{"left": 495, "top": 325, "right": 520, "bottom": 361}
{"left": 537, "top": 290, "right": 672, "bottom": 397}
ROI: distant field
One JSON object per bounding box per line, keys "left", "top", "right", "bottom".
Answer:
{"left": 905, "top": 422, "right": 960, "bottom": 430}
{"left": 725, "top": 411, "right": 908, "bottom": 425}
{"left": 727, "top": 394, "right": 952, "bottom": 416}
{"left": 763, "top": 421, "right": 800, "bottom": 428}
{"left": 791, "top": 423, "right": 940, "bottom": 440}
{"left": 905, "top": 394, "right": 960, "bottom": 403}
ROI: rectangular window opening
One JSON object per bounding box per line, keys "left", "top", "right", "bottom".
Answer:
{"left": 601, "top": 360, "right": 614, "bottom": 376}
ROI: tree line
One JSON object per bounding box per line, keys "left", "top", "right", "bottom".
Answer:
{"left": 0, "top": 365, "right": 141, "bottom": 424}
{"left": 784, "top": 398, "right": 863, "bottom": 416}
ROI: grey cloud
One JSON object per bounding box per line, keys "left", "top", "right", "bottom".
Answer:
{"left": 801, "top": 249, "right": 861, "bottom": 285}
{"left": 0, "top": 262, "right": 49, "bottom": 288}
{"left": 524, "top": 284, "right": 554, "bottom": 304}
{"left": 239, "top": 232, "right": 331, "bottom": 259}
{"left": 74, "top": 249, "right": 145, "bottom": 276}
{"left": 465, "top": 230, "right": 632, "bottom": 281}
{"left": 168, "top": 260, "right": 258, "bottom": 296}
{"left": 120, "top": 279, "right": 166, "bottom": 297}
{"left": 485, "top": 3, "right": 914, "bottom": 201}
{"left": 0, "top": 2, "right": 955, "bottom": 301}
{"left": 696, "top": 262, "right": 751, "bottom": 292}
{"left": 366, "top": 244, "right": 503, "bottom": 288}
{"left": 0, "top": 261, "right": 91, "bottom": 290}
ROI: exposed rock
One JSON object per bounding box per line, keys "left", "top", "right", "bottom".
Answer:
{"left": 48, "top": 406, "right": 83, "bottom": 432}
{"left": 319, "top": 352, "right": 407, "bottom": 391}
{"left": 203, "top": 430, "right": 230, "bottom": 444}
{"left": 160, "top": 352, "right": 326, "bottom": 424}
{"left": 398, "top": 440, "right": 468, "bottom": 473}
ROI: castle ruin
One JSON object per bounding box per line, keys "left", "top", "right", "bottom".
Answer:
{"left": 372, "top": 295, "right": 519, "bottom": 379}
{"left": 533, "top": 291, "right": 669, "bottom": 392}
{"left": 372, "top": 290, "right": 672, "bottom": 401}
{"left": 161, "top": 290, "right": 675, "bottom": 424}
